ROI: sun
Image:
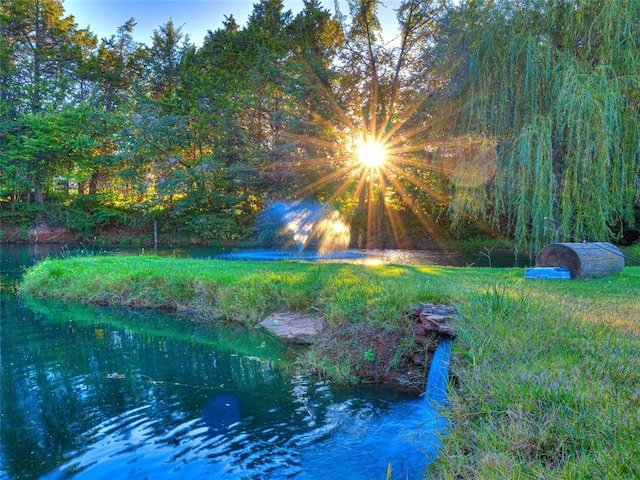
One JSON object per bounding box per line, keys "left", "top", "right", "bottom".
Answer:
{"left": 356, "top": 139, "right": 387, "bottom": 168}
{"left": 281, "top": 90, "right": 468, "bottom": 250}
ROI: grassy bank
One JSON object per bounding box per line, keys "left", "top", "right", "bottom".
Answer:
{"left": 19, "top": 256, "right": 640, "bottom": 478}
{"left": 19, "top": 255, "right": 456, "bottom": 384}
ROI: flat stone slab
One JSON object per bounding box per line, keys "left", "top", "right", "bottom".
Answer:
{"left": 257, "top": 312, "right": 325, "bottom": 344}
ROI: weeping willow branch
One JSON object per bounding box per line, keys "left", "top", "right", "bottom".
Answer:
{"left": 438, "top": 0, "right": 640, "bottom": 251}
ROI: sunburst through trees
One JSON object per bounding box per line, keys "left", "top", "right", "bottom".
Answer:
{"left": 356, "top": 138, "right": 386, "bottom": 168}
{"left": 282, "top": 0, "right": 454, "bottom": 250}
{"left": 284, "top": 0, "right": 640, "bottom": 252}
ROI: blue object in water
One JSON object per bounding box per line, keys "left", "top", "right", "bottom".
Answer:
{"left": 202, "top": 392, "right": 242, "bottom": 435}
{"left": 525, "top": 267, "right": 571, "bottom": 279}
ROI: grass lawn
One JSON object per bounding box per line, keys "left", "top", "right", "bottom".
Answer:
{"left": 20, "top": 256, "right": 640, "bottom": 478}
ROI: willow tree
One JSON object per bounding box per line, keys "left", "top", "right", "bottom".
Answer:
{"left": 436, "top": 0, "right": 640, "bottom": 252}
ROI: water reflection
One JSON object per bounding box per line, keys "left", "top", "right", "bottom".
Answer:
{"left": 1, "top": 297, "right": 294, "bottom": 479}
{"left": 203, "top": 392, "right": 242, "bottom": 436}
{"left": 2, "top": 245, "right": 444, "bottom": 480}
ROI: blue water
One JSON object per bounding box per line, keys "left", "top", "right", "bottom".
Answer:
{"left": 43, "top": 241, "right": 526, "bottom": 268}
{"left": 0, "top": 244, "right": 450, "bottom": 480}
{"left": 425, "top": 339, "right": 452, "bottom": 407}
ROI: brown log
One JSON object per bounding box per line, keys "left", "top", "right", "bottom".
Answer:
{"left": 536, "top": 242, "right": 624, "bottom": 278}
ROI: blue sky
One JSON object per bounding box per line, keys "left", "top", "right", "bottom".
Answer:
{"left": 63, "top": 0, "right": 403, "bottom": 46}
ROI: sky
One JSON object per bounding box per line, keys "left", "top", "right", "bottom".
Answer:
{"left": 62, "top": 0, "right": 404, "bottom": 47}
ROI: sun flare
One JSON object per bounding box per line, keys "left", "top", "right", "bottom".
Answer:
{"left": 356, "top": 139, "right": 387, "bottom": 168}
{"left": 282, "top": 78, "right": 468, "bottom": 250}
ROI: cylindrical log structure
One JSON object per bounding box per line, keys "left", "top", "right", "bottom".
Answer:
{"left": 536, "top": 242, "right": 625, "bottom": 278}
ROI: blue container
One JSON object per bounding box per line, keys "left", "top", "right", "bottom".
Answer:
{"left": 525, "top": 267, "right": 571, "bottom": 279}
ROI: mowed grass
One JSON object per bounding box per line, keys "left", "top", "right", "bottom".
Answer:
{"left": 19, "top": 256, "right": 640, "bottom": 478}
{"left": 19, "top": 256, "right": 456, "bottom": 326}
{"left": 431, "top": 270, "right": 640, "bottom": 478}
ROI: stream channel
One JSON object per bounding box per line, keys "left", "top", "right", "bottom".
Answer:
{"left": 1, "top": 244, "right": 520, "bottom": 479}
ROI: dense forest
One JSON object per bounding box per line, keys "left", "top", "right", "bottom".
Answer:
{"left": 1, "top": 0, "right": 638, "bottom": 251}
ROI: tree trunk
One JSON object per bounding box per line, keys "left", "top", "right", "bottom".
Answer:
{"left": 88, "top": 174, "right": 99, "bottom": 196}
{"left": 35, "top": 184, "right": 44, "bottom": 204}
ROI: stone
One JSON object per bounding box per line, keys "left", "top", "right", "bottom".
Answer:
{"left": 419, "top": 313, "right": 445, "bottom": 325}
{"left": 423, "top": 322, "right": 457, "bottom": 337}
{"left": 419, "top": 303, "right": 459, "bottom": 317}
{"left": 412, "top": 323, "right": 427, "bottom": 336}
{"left": 257, "top": 311, "right": 325, "bottom": 345}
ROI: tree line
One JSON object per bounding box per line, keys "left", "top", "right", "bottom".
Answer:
{"left": 1, "top": 0, "right": 638, "bottom": 250}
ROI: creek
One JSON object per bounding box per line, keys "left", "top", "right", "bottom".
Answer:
{"left": 0, "top": 244, "right": 465, "bottom": 480}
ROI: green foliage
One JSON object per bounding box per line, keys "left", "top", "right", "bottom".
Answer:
{"left": 2, "top": 0, "right": 638, "bottom": 249}
{"left": 626, "top": 242, "right": 640, "bottom": 261}
{"left": 0, "top": 201, "right": 45, "bottom": 227}
{"left": 363, "top": 349, "right": 376, "bottom": 362}
{"left": 493, "top": 115, "right": 557, "bottom": 252}
{"left": 183, "top": 214, "right": 250, "bottom": 242}
{"left": 0, "top": 0, "right": 96, "bottom": 113}
{"left": 438, "top": 0, "right": 640, "bottom": 251}
{"left": 0, "top": 0, "right": 442, "bottom": 247}
{"left": 80, "top": 207, "right": 125, "bottom": 237}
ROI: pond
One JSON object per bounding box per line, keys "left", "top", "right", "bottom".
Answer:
{"left": 1, "top": 244, "right": 451, "bottom": 480}
{"left": 144, "top": 244, "right": 525, "bottom": 268}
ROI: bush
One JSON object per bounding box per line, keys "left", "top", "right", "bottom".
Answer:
{"left": 0, "top": 201, "right": 46, "bottom": 227}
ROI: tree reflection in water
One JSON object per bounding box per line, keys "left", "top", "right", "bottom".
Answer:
{"left": 1, "top": 245, "right": 442, "bottom": 480}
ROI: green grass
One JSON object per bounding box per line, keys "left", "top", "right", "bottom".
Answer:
{"left": 430, "top": 269, "right": 640, "bottom": 479}
{"left": 19, "top": 256, "right": 640, "bottom": 478}
{"left": 19, "top": 256, "right": 456, "bottom": 325}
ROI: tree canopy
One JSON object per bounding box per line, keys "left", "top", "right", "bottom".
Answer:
{"left": 1, "top": 0, "right": 638, "bottom": 250}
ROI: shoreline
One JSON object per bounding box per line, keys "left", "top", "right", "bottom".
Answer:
{"left": 17, "top": 254, "right": 640, "bottom": 478}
